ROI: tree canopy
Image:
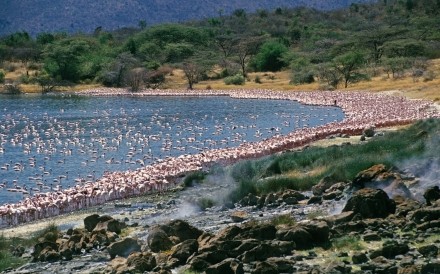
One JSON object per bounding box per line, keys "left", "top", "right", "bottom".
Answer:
{"left": 0, "top": 0, "right": 439, "bottom": 90}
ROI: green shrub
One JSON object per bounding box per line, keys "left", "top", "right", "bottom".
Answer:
{"left": 0, "top": 250, "right": 26, "bottom": 272}
{"left": 3, "top": 83, "right": 21, "bottom": 94}
{"left": 0, "top": 234, "right": 29, "bottom": 271}
{"left": 251, "top": 40, "right": 288, "bottom": 72}
{"left": 332, "top": 235, "right": 364, "bottom": 251}
{"left": 183, "top": 171, "right": 206, "bottom": 187}
{"left": 197, "top": 198, "right": 215, "bottom": 210}
{"left": 224, "top": 119, "right": 440, "bottom": 203}
{"left": 291, "top": 70, "right": 315, "bottom": 84}
{"left": 260, "top": 175, "right": 320, "bottom": 193}
{"left": 224, "top": 74, "right": 245, "bottom": 85}
{"left": 270, "top": 214, "right": 296, "bottom": 226}
{"left": 19, "top": 74, "right": 30, "bottom": 84}
{"left": 227, "top": 180, "right": 258, "bottom": 204}
{"left": 31, "top": 222, "right": 60, "bottom": 243}
{"left": 0, "top": 70, "right": 5, "bottom": 83}
{"left": 307, "top": 209, "right": 326, "bottom": 220}
{"left": 27, "top": 62, "right": 41, "bottom": 70}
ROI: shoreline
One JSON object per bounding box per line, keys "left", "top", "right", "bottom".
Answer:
{"left": 1, "top": 88, "right": 439, "bottom": 229}
{"left": 0, "top": 129, "right": 396, "bottom": 238}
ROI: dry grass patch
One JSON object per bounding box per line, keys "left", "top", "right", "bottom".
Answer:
{"left": 285, "top": 166, "right": 327, "bottom": 179}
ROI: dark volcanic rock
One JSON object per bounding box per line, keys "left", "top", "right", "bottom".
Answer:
{"left": 158, "top": 219, "right": 203, "bottom": 242}
{"left": 252, "top": 260, "right": 279, "bottom": 274}
{"left": 363, "top": 127, "right": 375, "bottom": 137}
{"left": 276, "top": 227, "right": 312, "bottom": 249}
{"left": 108, "top": 237, "right": 141, "bottom": 259}
{"left": 417, "top": 244, "right": 438, "bottom": 257}
{"left": 93, "top": 219, "right": 126, "bottom": 234}
{"left": 126, "top": 251, "right": 157, "bottom": 272}
{"left": 371, "top": 240, "right": 410, "bottom": 259}
{"left": 84, "top": 214, "right": 114, "bottom": 232}
{"left": 307, "top": 195, "right": 322, "bottom": 205}
{"left": 343, "top": 188, "right": 396, "bottom": 218}
{"left": 84, "top": 214, "right": 101, "bottom": 232}
{"left": 235, "top": 223, "right": 277, "bottom": 241}
{"left": 423, "top": 185, "right": 440, "bottom": 205}
{"left": 312, "top": 176, "right": 335, "bottom": 196}
{"left": 352, "top": 164, "right": 387, "bottom": 188}
{"left": 303, "top": 220, "right": 329, "bottom": 243}
{"left": 205, "top": 258, "right": 244, "bottom": 274}
{"left": 276, "top": 220, "right": 328, "bottom": 249}
{"left": 410, "top": 207, "right": 440, "bottom": 224}
{"left": 32, "top": 241, "right": 59, "bottom": 262}
{"left": 170, "top": 239, "right": 198, "bottom": 264}
{"left": 352, "top": 252, "right": 369, "bottom": 264}
{"left": 147, "top": 228, "right": 174, "bottom": 252}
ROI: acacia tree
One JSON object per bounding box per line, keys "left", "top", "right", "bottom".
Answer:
{"left": 101, "top": 52, "right": 140, "bottom": 87}
{"left": 181, "top": 51, "right": 216, "bottom": 89}
{"left": 42, "top": 38, "right": 91, "bottom": 82}
{"left": 252, "top": 40, "right": 288, "bottom": 72}
{"left": 235, "top": 35, "right": 266, "bottom": 76}
{"left": 127, "top": 67, "right": 146, "bottom": 91}
{"left": 333, "top": 51, "right": 366, "bottom": 88}
{"left": 181, "top": 61, "right": 202, "bottom": 90}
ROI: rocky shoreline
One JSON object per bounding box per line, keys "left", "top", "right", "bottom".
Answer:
{"left": 4, "top": 160, "right": 440, "bottom": 274}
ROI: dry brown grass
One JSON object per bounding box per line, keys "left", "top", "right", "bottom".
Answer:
{"left": 3, "top": 59, "right": 439, "bottom": 102}
{"left": 285, "top": 166, "right": 327, "bottom": 179}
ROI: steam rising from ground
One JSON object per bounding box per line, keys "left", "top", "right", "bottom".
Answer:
{"left": 397, "top": 134, "right": 440, "bottom": 201}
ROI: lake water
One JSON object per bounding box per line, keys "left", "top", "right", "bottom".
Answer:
{"left": 0, "top": 94, "right": 344, "bottom": 204}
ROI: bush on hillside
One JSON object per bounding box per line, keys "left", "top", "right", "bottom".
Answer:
{"left": 224, "top": 74, "right": 245, "bottom": 85}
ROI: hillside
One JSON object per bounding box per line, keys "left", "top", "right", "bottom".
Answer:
{"left": 0, "top": 0, "right": 373, "bottom": 36}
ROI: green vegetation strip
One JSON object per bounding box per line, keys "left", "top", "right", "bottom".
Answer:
{"left": 227, "top": 118, "right": 439, "bottom": 202}
{"left": 0, "top": 223, "right": 59, "bottom": 271}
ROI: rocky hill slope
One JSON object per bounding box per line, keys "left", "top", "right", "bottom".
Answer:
{"left": 6, "top": 162, "right": 440, "bottom": 274}
{"left": 0, "top": 0, "right": 373, "bottom": 36}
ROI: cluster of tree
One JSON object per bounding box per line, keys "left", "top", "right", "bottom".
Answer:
{"left": 0, "top": 0, "right": 439, "bottom": 92}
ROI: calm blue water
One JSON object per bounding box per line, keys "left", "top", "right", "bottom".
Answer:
{"left": 0, "top": 94, "right": 344, "bottom": 204}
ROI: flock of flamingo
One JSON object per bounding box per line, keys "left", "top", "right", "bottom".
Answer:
{"left": 0, "top": 88, "right": 439, "bottom": 227}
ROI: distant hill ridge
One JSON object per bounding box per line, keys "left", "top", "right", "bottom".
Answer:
{"left": 0, "top": 0, "right": 373, "bottom": 36}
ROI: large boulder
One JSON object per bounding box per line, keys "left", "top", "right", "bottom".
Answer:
{"left": 84, "top": 214, "right": 101, "bottom": 232}
{"left": 235, "top": 223, "right": 277, "bottom": 241}
{"left": 126, "top": 251, "right": 157, "bottom": 272}
{"left": 343, "top": 188, "right": 396, "bottom": 218}
{"left": 423, "top": 186, "right": 440, "bottom": 205}
{"left": 370, "top": 240, "right": 409, "bottom": 259}
{"left": 147, "top": 228, "right": 173, "bottom": 252}
{"left": 276, "top": 221, "right": 329, "bottom": 249}
{"left": 276, "top": 227, "right": 312, "bottom": 249}
{"left": 84, "top": 214, "right": 113, "bottom": 232}
{"left": 352, "top": 164, "right": 387, "bottom": 188}
{"left": 32, "top": 241, "right": 59, "bottom": 262}
{"left": 158, "top": 219, "right": 203, "bottom": 243}
{"left": 312, "top": 176, "right": 336, "bottom": 196}
{"left": 409, "top": 207, "right": 440, "bottom": 224}
{"left": 108, "top": 237, "right": 141, "bottom": 259}
{"left": 352, "top": 165, "right": 414, "bottom": 199}
{"left": 170, "top": 239, "right": 198, "bottom": 264}
{"left": 303, "top": 220, "right": 330, "bottom": 243}
{"left": 93, "top": 219, "right": 126, "bottom": 234}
